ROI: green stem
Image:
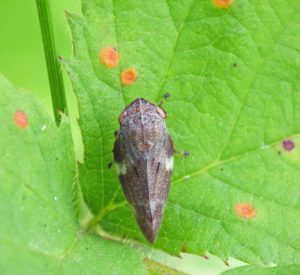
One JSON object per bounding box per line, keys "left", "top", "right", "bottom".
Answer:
{"left": 36, "top": 0, "right": 67, "bottom": 125}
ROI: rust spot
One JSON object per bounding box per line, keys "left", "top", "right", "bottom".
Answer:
{"left": 282, "top": 139, "right": 295, "bottom": 152}
{"left": 235, "top": 203, "right": 256, "bottom": 219}
{"left": 213, "top": 0, "right": 234, "bottom": 8}
{"left": 121, "top": 68, "right": 138, "bottom": 86}
{"left": 14, "top": 111, "right": 28, "bottom": 128}
{"left": 99, "top": 46, "right": 120, "bottom": 68}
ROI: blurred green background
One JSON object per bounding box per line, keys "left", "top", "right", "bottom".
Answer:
{"left": 0, "top": 1, "right": 243, "bottom": 274}
{"left": 0, "top": 0, "right": 80, "bottom": 119}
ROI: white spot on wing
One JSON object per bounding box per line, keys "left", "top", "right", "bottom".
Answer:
{"left": 150, "top": 200, "right": 163, "bottom": 212}
{"left": 115, "top": 162, "right": 127, "bottom": 175}
{"left": 165, "top": 156, "right": 174, "bottom": 171}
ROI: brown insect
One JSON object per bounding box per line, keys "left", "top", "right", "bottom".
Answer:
{"left": 113, "top": 98, "right": 174, "bottom": 243}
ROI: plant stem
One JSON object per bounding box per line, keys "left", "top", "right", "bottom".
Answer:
{"left": 36, "top": 0, "right": 67, "bottom": 125}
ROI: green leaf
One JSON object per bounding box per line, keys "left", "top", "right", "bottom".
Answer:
{"left": 0, "top": 75, "right": 146, "bottom": 274}
{"left": 144, "top": 258, "right": 187, "bottom": 275}
{"left": 223, "top": 264, "right": 300, "bottom": 275}
{"left": 64, "top": 0, "right": 300, "bottom": 267}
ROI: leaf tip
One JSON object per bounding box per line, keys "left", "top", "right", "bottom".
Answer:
{"left": 223, "top": 260, "right": 230, "bottom": 266}
{"left": 64, "top": 10, "right": 70, "bottom": 17}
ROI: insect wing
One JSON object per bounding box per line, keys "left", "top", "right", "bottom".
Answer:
{"left": 113, "top": 132, "right": 174, "bottom": 243}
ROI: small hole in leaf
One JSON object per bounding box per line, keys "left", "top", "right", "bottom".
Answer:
{"left": 99, "top": 46, "right": 120, "bottom": 68}
{"left": 14, "top": 111, "right": 28, "bottom": 128}
{"left": 213, "top": 0, "right": 234, "bottom": 8}
{"left": 235, "top": 203, "right": 256, "bottom": 219}
{"left": 282, "top": 139, "right": 295, "bottom": 152}
{"left": 121, "top": 68, "right": 138, "bottom": 86}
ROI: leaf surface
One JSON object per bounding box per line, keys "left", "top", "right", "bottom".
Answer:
{"left": 64, "top": 0, "right": 300, "bottom": 266}
{"left": 0, "top": 75, "right": 146, "bottom": 274}
{"left": 223, "top": 264, "right": 300, "bottom": 275}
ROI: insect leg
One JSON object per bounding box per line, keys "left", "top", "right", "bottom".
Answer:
{"left": 114, "top": 130, "right": 120, "bottom": 138}
{"left": 108, "top": 130, "right": 121, "bottom": 169}
{"left": 174, "top": 149, "right": 190, "bottom": 157}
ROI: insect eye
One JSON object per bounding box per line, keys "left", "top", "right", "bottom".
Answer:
{"left": 156, "top": 106, "right": 166, "bottom": 119}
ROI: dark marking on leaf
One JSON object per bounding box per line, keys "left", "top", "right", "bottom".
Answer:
{"left": 282, "top": 139, "right": 295, "bottom": 152}
{"left": 184, "top": 151, "right": 190, "bottom": 156}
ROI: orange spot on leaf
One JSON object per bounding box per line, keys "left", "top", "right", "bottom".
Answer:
{"left": 99, "top": 46, "right": 120, "bottom": 68}
{"left": 121, "top": 68, "right": 138, "bottom": 86}
{"left": 213, "top": 0, "right": 234, "bottom": 8}
{"left": 14, "top": 111, "right": 28, "bottom": 128}
{"left": 235, "top": 203, "right": 256, "bottom": 219}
